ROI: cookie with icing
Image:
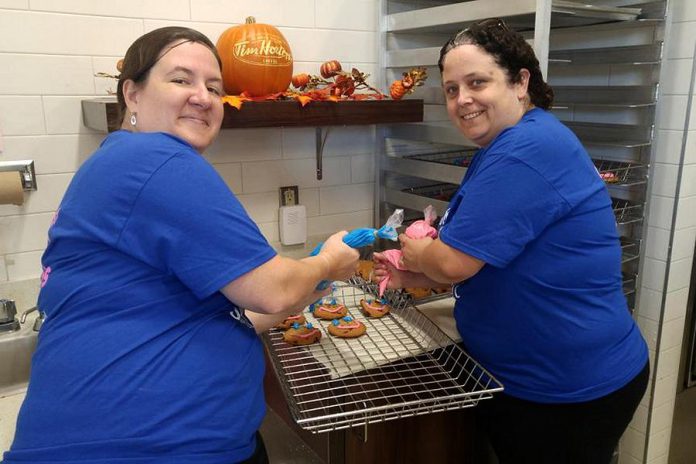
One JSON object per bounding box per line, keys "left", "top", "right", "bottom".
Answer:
{"left": 359, "top": 298, "right": 391, "bottom": 318}
{"left": 327, "top": 316, "right": 366, "bottom": 338}
{"left": 312, "top": 298, "right": 348, "bottom": 320}
{"left": 283, "top": 322, "right": 322, "bottom": 346}
{"left": 275, "top": 313, "right": 306, "bottom": 330}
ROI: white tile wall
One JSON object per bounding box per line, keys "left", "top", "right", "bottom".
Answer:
{"left": 0, "top": 54, "right": 95, "bottom": 95}
{"left": 0, "top": 1, "right": 28, "bottom": 9}
{"left": 0, "top": 212, "right": 53, "bottom": 255}
{"left": 684, "top": 130, "right": 696, "bottom": 164}
{"left": 666, "top": 257, "right": 693, "bottom": 292}
{"left": 0, "top": 134, "right": 102, "bottom": 173}
{"left": 5, "top": 250, "right": 43, "bottom": 281}
{"left": 621, "top": 426, "right": 647, "bottom": 462}
{"left": 636, "top": 286, "right": 662, "bottom": 322}
{"left": 657, "top": 95, "right": 688, "bottom": 131}
{"left": 665, "top": 21, "right": 696, "bottom": 60}
{"left": 0, "top": 97, "right": 46, "bottom": 135}
{"left": 653, "top": 129, "right": 688, "bottom": 164}
{"left": 649, "top": 163, "right": 679, "bottom": 197}
{"left": 190, "top": 0, "right": 315, "bottom": 28}
{"left": 0, "top": 11, "right": 143, "bottom": 55}
{"left": 0, "top": 255, "right": 8, "bottom": 281}
{"left": 29, "top": 0, "right": 191, "bottom": 20}
{"left": 673, "top": 0, "right": 696, "bottom": 21}
{"left": 663, "top": 286, "right": 690, "bottom": 322}
{"left": 655, "top": 345, "right": 682, "bottom": 381}
{"left": 0, "top": 173, "right": 71, "bottom": 217}
{"left": 646, "top": 428, "right": 671, "bottom": 462}
{"left": 315, "top": 0, "right": 378, "bottom": 31}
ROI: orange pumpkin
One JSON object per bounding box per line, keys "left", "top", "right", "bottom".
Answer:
{"left": 390, "top": 80, "right": 406, "bottom": 100}
{"left": 291, "top": 73, "right": 310, "bottom": 89}
{"left": 320, "top": 60, "right": 342, "bottom": 79}
{"left": 216, "top": 17, "right": 293, "bottom": 96}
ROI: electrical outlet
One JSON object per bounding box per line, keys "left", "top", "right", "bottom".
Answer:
{"left": 280, "top": 186, "right": 299, "bottom": 206}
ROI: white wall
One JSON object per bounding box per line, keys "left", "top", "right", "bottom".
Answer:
{"left": 0, "top": 0, "right": 380, "bottom": 286}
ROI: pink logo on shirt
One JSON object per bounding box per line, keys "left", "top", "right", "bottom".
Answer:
{"left": 50, "top": 208, "right": 60, "bottom": 226}
{"left": 40, "top": 266, "right": 52, "bottom": 288}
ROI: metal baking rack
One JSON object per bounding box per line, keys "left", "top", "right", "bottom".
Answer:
{"left": 405, "top": 149, "right": 477, "bottom": 168}
{"left": 263, "top": 283, "right": 503, "bottom": 433}
{"left": 621, "top": 237, "right": 641, "bottom": 265}
{"left": 623, "top": 273, "right": 637, "bottom": 297}
{"left": 612, "top": 198, "right": 644, "bottom": 227}
{"left": 402, "top": 183, "right": 458, "bottom": 202}
{"left": 349, "top": 274, "right": 452, "bottom": 307}
{"left": 594, "top": 159, "right": 648, "bottom": 187}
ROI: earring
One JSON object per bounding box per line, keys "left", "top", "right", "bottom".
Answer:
{"left": 130, "top": 113, "right": 137, "bottom": 126}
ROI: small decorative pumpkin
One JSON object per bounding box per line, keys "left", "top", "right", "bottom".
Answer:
{"left": 390, "top": 80, "right": 406, "bottom": 100}
{"left": 291, "top": 73, "right": 310, "bottom": 89}
{"left": 216, "top": 17, "right": 293, "bottom": 96}
{"left": 320, "top": 60, "right": 342, "bottom": 79}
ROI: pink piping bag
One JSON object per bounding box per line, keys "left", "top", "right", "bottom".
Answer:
{"left": 378, "top": 205, "right": 438, "bottom": 296}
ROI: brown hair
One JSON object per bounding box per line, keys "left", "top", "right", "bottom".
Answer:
{"left": 438, "top": 18, "right": 553, "bottom": 110}
{"left": 116, "top": 26, "right": 222, "bottom": 123}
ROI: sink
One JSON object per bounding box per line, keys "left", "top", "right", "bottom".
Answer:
{"left": 0, "top": 325, "right": 38, "bottom": 395}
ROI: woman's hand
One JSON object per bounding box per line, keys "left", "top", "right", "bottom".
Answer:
{"left": 399, "top": 234, "right": 433, "bottom": 273}
{"left": 319, "top": 231, "right": 360, "bottom": 282}
{"left": 373, "top": 251, "right": 407, "bottom": 289}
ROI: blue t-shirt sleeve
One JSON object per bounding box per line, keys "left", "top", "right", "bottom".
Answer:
{"left": 117, "top": 151, "right": 276, "bottom": 299}
{"left": 439, "top": 155, "right": 569, "bottom": 268}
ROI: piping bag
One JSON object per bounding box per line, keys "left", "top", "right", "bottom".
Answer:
{"left": 378, "top": 205, "right": 438, "bottom": 296}
{"left": 311, "top": 209, "right": 404, "bottom": 290}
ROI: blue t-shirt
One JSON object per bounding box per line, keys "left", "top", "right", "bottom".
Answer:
{"left": 4, "top": 131, "right": 277, "bottom": 463}
{"left": 439, "top": 108, "right": 648, "bottom": 403}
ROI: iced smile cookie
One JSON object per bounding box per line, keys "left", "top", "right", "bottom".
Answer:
{"left": 327, "top": 316, "right": 366, "bottom": 338}
{"left": 275, "top": 313, "right": 306, "bottom": 330}
{"left": 312, "top": 299, "right": 348, "bottom": 320}
{"left": 359, "top": 298, "right": 391, "bottom": 318}
{"left": 283, "top": 322, "right": 322, "bottom": 346}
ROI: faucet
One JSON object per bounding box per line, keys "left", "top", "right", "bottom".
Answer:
{"left": 20, "top": 306, "right": 44, "bottom": 332}
{"left": 0, "top": 299, "right": 21, "bottom": 333}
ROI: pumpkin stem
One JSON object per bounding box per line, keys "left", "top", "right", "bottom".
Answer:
{"left": 245, "top": 17, "right": 256, "bottom": 24}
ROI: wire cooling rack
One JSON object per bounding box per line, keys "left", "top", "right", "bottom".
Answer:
{"left": 263, "top": 283, "right": 503, "bottom": 433}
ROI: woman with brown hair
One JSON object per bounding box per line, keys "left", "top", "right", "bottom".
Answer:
{"left": 4, "top": 27, "right": 358, "bottom": 464}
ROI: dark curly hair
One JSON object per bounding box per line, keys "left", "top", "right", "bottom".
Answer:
{"left": 437, "top": 18, "right": 553, "bottom": 110}
{"left": 116, "top": 27, "right": 222, "bottom": 124}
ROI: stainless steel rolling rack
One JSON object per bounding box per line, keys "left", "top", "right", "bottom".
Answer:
{"left": 262, "top": 282, "right": 503, "bottom": 433}
{"left": 377, "top": 0, "right": 667, "bottom": 312}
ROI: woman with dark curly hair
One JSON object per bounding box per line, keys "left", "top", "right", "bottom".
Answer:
{"left": 375, "top": 18, "right": 648, "bottom": 463}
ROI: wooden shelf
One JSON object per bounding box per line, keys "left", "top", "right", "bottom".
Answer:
{"left": 81, "top": 98, "right": 424, "bottom": 132}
